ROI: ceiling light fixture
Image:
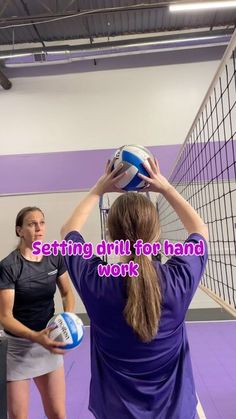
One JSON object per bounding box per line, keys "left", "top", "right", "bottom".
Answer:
{"left": 169, "top": 1, "right": 236, "bottom": 12}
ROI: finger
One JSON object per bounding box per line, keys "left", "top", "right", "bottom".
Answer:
{"left": 111, "top": 185, "right": 125, "bottom": 193}
{"left": 110, "top": 162, "right": 123, "bottom": 177}
{"left": 112, "top": 170, "right": 127, "bottom": 181}
{"left": 142, "top": 160, "right": 154, "bottom": 176}
{"left": 137, "top": 181, "right": 152, "bottom": 192}
{"left": 105, "top": 159, "right": 114, "bottom": 174}
{"left": 46, "top": 323, "right": 58, "bottom": 332}
{"left": 110, "top": 171, "right": 128, "bottom": 190}
{"left": 106, "top": 157, "right": 117, "bottom": 174}
{"left": 40, "top": 328, "right": 50, "bottom": 337}
{"left": 137, "top": 185, "right": 150, "bottom": 192}
{"left": 44, "top": 335, "right": 66, "bottom": 347}
{"left": 137, "top": 173, "right": 153, "bottom": 190}
{"left": 51, "top": 347, "right": 66, "bottom": 355}
{"left": 138, "top": 173, "right": 152, "bottom": 182}
{"left": 147, "top": 157, "right": 158, "bottom": 174}
{"left": 154, "top": 158, "right": 160, "bottom": 173}
{"left": 50, "top": 340, "right": 66, "bottom": 348}
{"left": 105, "top": 159, "right": 111, "bottom": 173}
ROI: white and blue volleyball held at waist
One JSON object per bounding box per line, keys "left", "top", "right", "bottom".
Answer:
{"left": 112, "top": 144, "right": 153, "bottom": 191}
{"left": 47, "top": 312, "right": 84, "bottom": 350}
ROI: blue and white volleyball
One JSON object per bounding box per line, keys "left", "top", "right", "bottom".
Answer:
{"left": 112, "top": 145, "right": 153, "bottom": 191}
{"left": 47, "top": 312, "right": 84, "bottom": 350}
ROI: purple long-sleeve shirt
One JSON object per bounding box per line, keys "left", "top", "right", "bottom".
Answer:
{"left": 64, "top": 232, "right": 208, "bottom": 419}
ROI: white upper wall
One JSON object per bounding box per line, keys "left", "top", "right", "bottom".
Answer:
{"left": 0, "top": 51, "right": 225, "bottom": 312}
{"left": 0, "top": 58, "right": 220, "bottom": 155}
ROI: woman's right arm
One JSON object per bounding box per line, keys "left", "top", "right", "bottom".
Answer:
{"left": 0, "top": 289, "right": 35, "bottom": 339}
{"left": 0, "top": 289, "right": 65, "bottom": 354}
{"left": 139, "top": 158, "right": 208, "bottom": 241}
{"left": 162, "top": 186, "right": 208, "bottom": 241}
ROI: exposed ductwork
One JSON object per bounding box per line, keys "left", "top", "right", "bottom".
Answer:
{"left": 0, "top": 30, "right": 233, "bottom": 68}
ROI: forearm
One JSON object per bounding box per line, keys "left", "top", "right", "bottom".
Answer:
{"left": 61, "top": 290, "right": 75, "bottom": 312}
{"left": 162, "top": 186, "right": 208, "bottom": 240}
{"left": 0, "top": 314, "right": 37, "bottom": 341}
{"left": 61, "top": 187, "right": 101, "bottom": 238}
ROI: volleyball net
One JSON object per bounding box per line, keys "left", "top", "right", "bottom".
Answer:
{"left": 157, "top": 30, "right": 236, "bottom": 316}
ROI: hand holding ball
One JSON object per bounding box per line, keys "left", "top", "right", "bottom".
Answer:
{"left": 47, "top": 312, "right": 84, "bottom": 350}
{"left": 112, "top": 145, "right": 154, "bottom": 191}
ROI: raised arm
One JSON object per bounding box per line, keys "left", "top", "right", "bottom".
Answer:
{"left": 139, "top": 158, "right": 208, "bottom": 241}
{"left": 61, "top": 160, "right": 125, "bottom": 238}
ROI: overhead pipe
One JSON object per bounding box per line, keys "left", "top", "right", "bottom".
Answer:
{"left": 0, "top": 30, "right": 233, "bottom": 68}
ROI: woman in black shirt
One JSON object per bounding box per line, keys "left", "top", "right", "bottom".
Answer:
{"left": 0, "top": 206, "right": 75, "bottom": 419}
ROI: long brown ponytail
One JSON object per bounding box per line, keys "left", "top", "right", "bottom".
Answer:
{"left": 107, "top": 193, "right": 162, "bottom": 342}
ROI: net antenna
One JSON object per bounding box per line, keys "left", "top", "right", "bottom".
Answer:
{"left": 157, "top": 29, "right": 236, "bottom": 317}
{"left": 99, "top": 194, "right": 110, "bottom": 263}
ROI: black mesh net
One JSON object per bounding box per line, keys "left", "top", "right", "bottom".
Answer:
{"left": 157, "top": 33, "right": 236, "bottom": 313}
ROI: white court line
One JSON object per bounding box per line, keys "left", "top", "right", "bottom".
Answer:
{"left": 196, "top": 393, "right": 207, "bottom": 419}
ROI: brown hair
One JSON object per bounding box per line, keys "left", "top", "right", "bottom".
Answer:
{"left": 107, "top": 193, "right": 162, "bottom": 342}
{"left": 15, "top": 206, "right": 44, "bottom": 237}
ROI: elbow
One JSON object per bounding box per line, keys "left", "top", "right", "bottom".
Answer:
{"left": 0, "top": 313, "right": 13, "bottom": 328}
{"left": 60, "top": 225, "right": 67, "bottom": 239}
{"left": 61, "top": 222, "right": 74, "bottom": 239}
{"left": 189, "top": 223, "right": 208, "bottom": 242}
{"left": 199, "top": 223, "right": 209, "bottom": 242}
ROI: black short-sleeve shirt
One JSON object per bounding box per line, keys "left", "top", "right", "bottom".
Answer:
{"left": 0, "top": 250, "right": 66, "bottom": 332}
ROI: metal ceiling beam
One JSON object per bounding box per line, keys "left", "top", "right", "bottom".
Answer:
{"left": 1, "top": 1, "right": 236, "bottom": 27}
{"left": 0, "top": 0, "right": 11, "bottom": 18}
{"left": 0, "top": 2, "right": 180, "bottom": 27}
{"left": 63, "top": 0, "right": 78, "bottom": 13}
{"left": 19, "top": 0, "right": 46, "bottom": 48}
{"left": 0, "top": 68, "right": 12, "bottom": 89}
{"left": 37, "top": 0, "right": 54, "bottom": 14}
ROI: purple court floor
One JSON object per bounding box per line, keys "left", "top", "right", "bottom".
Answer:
{"left": 29, "top": 321, "right": 236, "bottom": 419}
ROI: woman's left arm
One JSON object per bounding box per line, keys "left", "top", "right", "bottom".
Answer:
{"left": 61, "top": 188, "right": 101, "bottom": 239}
{"left": 57, "top": 271, "right": 75, "bottom": 312}
{"left": 60, "top": 160, "right": 125, "bottom": 239}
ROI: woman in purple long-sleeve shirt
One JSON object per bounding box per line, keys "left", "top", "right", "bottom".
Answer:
{"left": 61, "top": 158, "right": 208, "bottom": 419}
